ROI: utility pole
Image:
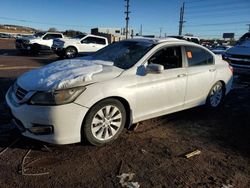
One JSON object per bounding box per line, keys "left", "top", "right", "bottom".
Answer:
{"left": 178, "top": 2, "right": 185, "bottom": 36}
{"left": 124, "top": 0, "right": 131, "bottom": 39}
{"left": 140, "top": 24, "right": 143, "bottom": 36}
{"left": 247, "top": 24, "right": 250, "bottom": 32}
{"left": 159, "top": 27, "right": 163, "bottom": 38}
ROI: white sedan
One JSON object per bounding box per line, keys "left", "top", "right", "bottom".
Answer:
{"left": 6, "top": 38, "right": 233, "bottom": 146}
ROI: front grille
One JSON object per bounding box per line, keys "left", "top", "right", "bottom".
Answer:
{"left": 13, "top": 83, "right": 28, "bottom": 101}
{"left": 231, "top": 54, "right": 250, "bottom": 59}
{"left": 231, "top": 60, "right": 250, "bottom": 66}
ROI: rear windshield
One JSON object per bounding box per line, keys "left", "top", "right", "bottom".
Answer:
{"left": 34, "top": 32, "right": 46, "bottom": 37}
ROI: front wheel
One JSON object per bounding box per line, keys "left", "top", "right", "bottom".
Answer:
{"left": 82, "top": 99, "right": 126, "bottom": 146}
{"left": 65, "top": 47, "right": 77, "bottom": 58}
{"left": 206, "top": 81, "right": 224, "bottom": 108}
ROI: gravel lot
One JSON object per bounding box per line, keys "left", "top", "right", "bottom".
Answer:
{"left": 0, "top": 39, "right": 249, "bottom": 188}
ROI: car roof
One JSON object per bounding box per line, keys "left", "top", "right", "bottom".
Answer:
{"left": 127, "top": 37, "right": 195, "bottom": 45}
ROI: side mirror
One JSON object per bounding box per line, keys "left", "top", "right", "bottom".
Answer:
{"left": 146, "top": 64, "right": 164, "bottom": 74}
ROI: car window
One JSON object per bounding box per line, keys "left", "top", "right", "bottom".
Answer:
{"left": 148, "top": 46, "right": 182, "bottom": 69}
{"left": 95, "top": 38, "right": 106, "bottom": 45}
{"left": 185, "top": 46, "right": 214, "bottom": 67}
{"left": 43, "top": 34, "right": 62, "bottom": 40}
{"left": 81, "top": 37, "right": 106, "bottom": 45}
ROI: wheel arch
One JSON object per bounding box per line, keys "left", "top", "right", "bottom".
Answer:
{"left": 218, "top": 80, "right": 226, "bottom": 94}
{"left": 80, "top": 96, "right": 132, "bottom": 142}
{"left": 66, "top": 45, "right": 78, "bottom": 53}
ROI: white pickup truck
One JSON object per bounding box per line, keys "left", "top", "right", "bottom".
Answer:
{"left": 52, "top": 34, "right": 108, "bottom": 58}
{"left": 15, "top": 32, "right": 64, "bottom": 54}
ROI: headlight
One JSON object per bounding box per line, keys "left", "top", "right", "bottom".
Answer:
{"left": 29, "top": 86, "right": 86, "bottom": 105}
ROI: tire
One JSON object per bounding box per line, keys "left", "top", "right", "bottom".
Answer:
{"left": 65, "top": 46, "right": 77, "bottom": 58}
{"left": 83, "top": 98, "right": 126, "bottom": 146}
{"left": 206, "top": 81, "right": 225, "bottom": 108}
{"left": 31, "top": 44, "right": 40, "bottom": 55}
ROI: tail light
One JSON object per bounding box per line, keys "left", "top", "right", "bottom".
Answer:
{"left": 224, "top": 60, "right": 233, "bottom": 74}
{"left": 227, "top": 62, "right": 233, "bottom": 74}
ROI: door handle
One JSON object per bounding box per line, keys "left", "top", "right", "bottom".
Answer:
{"left": 209, "top": 68, "right": 216, "bottom": 72}
{"left": 177, "top": 74, "right": 186, "bottom": 77}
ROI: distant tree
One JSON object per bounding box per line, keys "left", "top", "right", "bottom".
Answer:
{"left": 48, "top": 27, "right": 57, "bottom": 32}
{"left": 64, "top": 30, "right": 84, "bottom": 37}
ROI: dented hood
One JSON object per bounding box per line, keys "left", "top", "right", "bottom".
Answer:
{"left": 17, "top": 58, "right": 123, "bottom": 91}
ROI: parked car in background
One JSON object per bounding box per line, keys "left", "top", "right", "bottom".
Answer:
{"left": 223, "top": 32, "right": 250, "bottom": 74}
{"left": 0, "top": 33, "right": 11, "bottom": 38}
{"left": 52, "top": 34, "right": 108, "bottom": 58}
{"left": 168, "top": 35, "right": 200, "bottom": 44}
{"left": 6, "top": 38, "right": 233, "bottom": 146}
{"left": 15, "top": 32, "right": 64, "bottom": 54}
{"left": 211, "top": 45, "right": 231, "bottom": 55}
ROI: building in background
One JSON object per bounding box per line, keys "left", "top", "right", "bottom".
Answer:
{"left": 91, "top": 27, "right": 134, "bottom": 43}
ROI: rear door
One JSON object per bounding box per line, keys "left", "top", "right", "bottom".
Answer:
{"left": 184, "top": 46, "right": 216, "bottom": 106}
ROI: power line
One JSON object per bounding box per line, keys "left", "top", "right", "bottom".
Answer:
{"left": 185, "top": 9, "right": 249, "bottom": 17}
{"left": 186, "top": 5, "right": 250, "bottom": 14}
{"left": 0, "top": 16, "right": 92, "bottom": 28}
{"left": 185, "top": 21, "right": 250, "bottom": 27}
{"left": 185, "top": 0, "right": 205, "bottom": 3}
{"left": 186, "top": 0, "right": 250, "bottom": 9}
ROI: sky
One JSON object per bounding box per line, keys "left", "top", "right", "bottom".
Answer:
{"left": 0, "top": 0, "right": 250, "bottom": 39}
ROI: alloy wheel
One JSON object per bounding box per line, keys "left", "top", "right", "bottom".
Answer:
{"left": 91, "top": 105, "right": 122, "bottom": 141}
{"left": 209, "top": 83, "right": 223, "bottom": 107}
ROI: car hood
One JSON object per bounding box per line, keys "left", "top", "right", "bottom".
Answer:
{"left": 17, "top": 58, "right": 123, "bottom": 91}
{"left": 226, "top": 40, "right": 250, "bottom": 56}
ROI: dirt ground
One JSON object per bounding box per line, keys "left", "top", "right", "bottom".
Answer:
{"left": 0, "top": 39, "right": 249, "bottom": 188}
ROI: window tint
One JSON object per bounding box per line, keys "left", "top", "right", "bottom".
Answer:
{"left": 95, "top": 38, "right": 106, "bottom": 45}
{"left": 81, "top": 37, "right": 106, "bottom": 45}
{"left": 148, "top": 46, "right": 182, "bottom": 69}
{"left": 185, "top": 46, "right": 213, "bottom": 67}
{"left": 43, "top": 34, "right": 62, "bottom": 40}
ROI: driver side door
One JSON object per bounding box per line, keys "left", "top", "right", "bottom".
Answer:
{"left": 80, "top": 36, "right": 98, "bottom": 52}
{"left": 134, "top": 46, "right": 187, "bottom": 122}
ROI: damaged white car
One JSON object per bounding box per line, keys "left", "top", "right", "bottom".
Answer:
{"left": 6, "top": 38, "right": 233, "bottom": 146}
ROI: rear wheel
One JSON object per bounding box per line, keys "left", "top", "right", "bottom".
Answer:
{"left": 206, "top": 81, "right": 224, "bottom": 108}
{"left": 65, "top": 46, "right": 77, "bottom": 58}
{"left": 83, "top": 99, "right": 126, "bottom": 146}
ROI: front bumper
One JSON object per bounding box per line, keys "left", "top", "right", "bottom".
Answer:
{"left": 51, "top": 46, "right": 65, "bottom": 52}
{"left": 5, "top": 88, "right": 89, "bottom": 145}
{"left": 223, "top": 56, "right": 250, "bottom": 74}
{"left": 15, "top": 42, "right": 31, "bottom": 50}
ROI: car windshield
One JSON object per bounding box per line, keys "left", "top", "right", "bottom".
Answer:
{"left": 237, "top": 33, "right": 250, "bottom": 44}
{"left": 73, "top": 34, "right": 86, "bottom": 39}
{"left": 91, "top": 40, "right": 155, "bottom": 69}
{"left": 34, "top": 32, "right": 46, "bottom": 37}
